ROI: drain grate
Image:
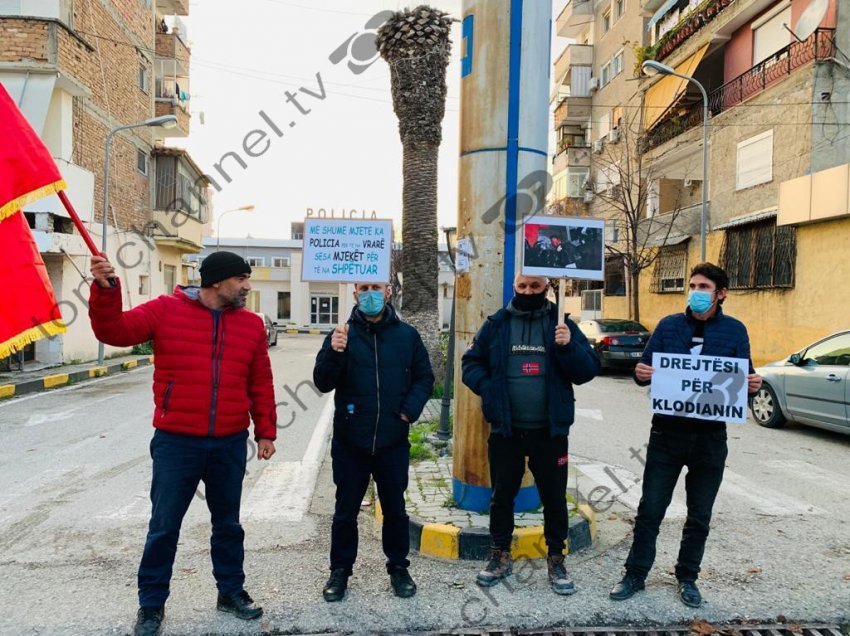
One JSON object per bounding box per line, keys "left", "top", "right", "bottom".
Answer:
{"left": 415, "top": 625, "right": 845, "bottom": 636}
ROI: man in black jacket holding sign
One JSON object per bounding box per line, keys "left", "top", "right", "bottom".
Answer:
{"left": 313, "top": 282, "right": 434, "bottom": 602}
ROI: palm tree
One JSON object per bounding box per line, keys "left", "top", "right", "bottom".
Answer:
{"left": 376, "top": 5, "right": 452, "bottom": 382}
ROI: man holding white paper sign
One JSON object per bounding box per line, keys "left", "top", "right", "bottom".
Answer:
{"left": 609, "top": 263, "right": 762, "bottom": 608}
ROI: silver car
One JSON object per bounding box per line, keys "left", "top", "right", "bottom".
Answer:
{"left": 751, "top": 330, "right": 850, "bottom": 434}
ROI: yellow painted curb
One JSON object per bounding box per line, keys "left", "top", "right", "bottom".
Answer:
{"left": 577, "top": 502, "right": 597, "bottom": 542}
{"left": 420, "top": 523, "right": 460, "bottom": 559}
{"left": 308, "top": 329, "right": 321, "bottom": 335}
{"left": 89, "top": 366, "right": 108, "bottom": 378}
{"left": 148, "top": 356, "right": 154, "bottom": 364}
{"left": 122, "top": 360, "right": 138, "bottom": 370}
{"left": 43, "top": 374, "right": 69, "bottom": 389}
{"left": 286, "top": 329, "right": 299, "bottom": 334}
{"left": 0, "top": 385, "right": 14, "bottom": 399}
{"left": 511, "top": 526, "right": 548, "bottom": 559}
{"left": 375, "top": 499, "right": 384, "bottom": 525}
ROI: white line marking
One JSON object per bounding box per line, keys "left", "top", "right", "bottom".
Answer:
{"left": 576, "top": 462, "right": 688, "bottom": 518}
{"left": 720, "top": 470, "right": 826, "bottom": 516}
{"left": 243, "top": 397, "right": 334, "bottom": 521}
{"left": 760, "top": 459, "right": 848, "bottom": 494}
{"left": 575, "top": 408, "right": 604, "bottom": 421}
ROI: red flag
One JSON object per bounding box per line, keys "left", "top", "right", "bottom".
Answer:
{"left": 0, "top": 84, "right": 66, "bottom": 222}
{"left": 0, "top": 83, "right": 67, "bottom": 357}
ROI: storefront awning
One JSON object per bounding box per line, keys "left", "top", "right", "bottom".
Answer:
{"left": 643, "top": 43, "right": 710, "bottom": 131}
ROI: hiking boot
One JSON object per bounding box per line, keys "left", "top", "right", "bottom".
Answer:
{"left": 132, "top": 606, "right": 164, "bottom": 636}
{"left": 609, "top": 573, "right": 645, "bottom": 601}
{"left": 216, "top": 590, "right": 263, "bottom": 620}
{"left": 678, "top": 580, "right": 703, "bottom": 608}
{"left": 323, "top": 568, "right": 349, "bottom": 602}
{"left": 389, "top": 566, "right": 417, "bottom": 598}
{"left": 547, "top": 554, "right": 577, "bottom": 596}
{"left": 476, "top": 548, "right": 512, "bottom": 587}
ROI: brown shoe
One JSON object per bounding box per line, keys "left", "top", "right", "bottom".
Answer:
{"left": 476, "top": 548, "right": 512, "bottom": 587}
{"left": 547, "top": 554, "right": 576, "bottom": 595}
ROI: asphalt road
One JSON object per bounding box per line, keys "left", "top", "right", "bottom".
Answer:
{"left": 0, "top": 341, "right": 847, "bottom": 634}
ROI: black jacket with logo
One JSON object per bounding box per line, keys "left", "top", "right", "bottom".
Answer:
{"left": 313, "top": 305, "right": 435, "bottom": 452}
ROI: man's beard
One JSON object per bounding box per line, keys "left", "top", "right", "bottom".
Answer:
{"left": 229, "top": 294, "right": 248, "bottom": 308}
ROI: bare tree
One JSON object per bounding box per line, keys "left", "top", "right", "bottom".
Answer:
{"left": 586, "top": 111, "right": 697, "bottom": 322}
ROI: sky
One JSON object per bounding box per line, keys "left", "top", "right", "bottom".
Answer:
{"left": 179, "top": 0, "right": 568, "bottom": 240}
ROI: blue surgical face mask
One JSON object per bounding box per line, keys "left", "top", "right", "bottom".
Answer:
{"left": 357, "top": 290, "right": 386, "bottom": 316}
{"left": 688, "top": 290, "right": 714, "bottom": 314}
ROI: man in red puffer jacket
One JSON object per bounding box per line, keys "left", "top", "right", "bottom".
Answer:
{"left": 88, "top": 250, "right": 277, "bottom": 636}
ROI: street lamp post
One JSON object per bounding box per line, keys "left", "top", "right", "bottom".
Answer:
{"left": 642, "top": 60, "right": 709, "bottom": 262}
{"left": 435, "top": 226, "right": 457, "bottom": 442}
{"left": 97, "top": 114, "right": 177, "bottom": 366}
{"left": 215, "top": 205, "right": 256, "bottom": 250}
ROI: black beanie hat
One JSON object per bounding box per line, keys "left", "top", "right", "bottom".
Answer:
{"left": 199, "top": 251, "right": 252, "bottom": 287}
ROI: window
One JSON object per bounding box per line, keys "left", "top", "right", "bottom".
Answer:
{"left": 163, "top": 265, "right": 176, "bottom": 293}
{"left": 566, "top": 167, "right": 590, "bottom": 198}
{"left": 136, "top": 149, "right": 148, "bottom": 176}
{"left": 614, "top": 0, "right": 625, "bottom": 20}
{"left": 311, "top": 295, "right": 339, "bottom": 325}
{"left": 736, "top": 130, "right": 773, "bottom": 190}
{"left": 277, "top": 292, "right": 291, "bottom": 321}
{"left": 612, "top": 50, "right": 624, "bottom": 77}
{"left": 602, "top": 8, "right": 611, "bottom": 33}
{"left": 604, "top": 256, "right": 626, "bottom": 296}
{"left": 721, "top": 220, "right": 796, "bottom": 289}
{"left": 139, "top": 64, "right": 149, "bottom": 94}
{"left": 272, "top": 257, "right": 290, "bottom": 268}
{"left": 802, "top": 334, "right": 850, "bottom": 367}
{"left": 752, "top": 3, "right": 792, "bottom": 65}
{"left": 612, "top": 105, "right": 624, "bottom": 130}
{"left": 138, "top": 274, "right": 150, "bottom": 295}
{"left": 651, "top": 243, "right": 688, "bottom": 293}
{"left": 246, "top": 257, "right": 265, "bottom": 267}
{"left": 600, "top": 62, "right": 611, "bottom": 86}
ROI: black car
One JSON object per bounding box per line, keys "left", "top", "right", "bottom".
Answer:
{"left": 254, "top": 312, "right": 278, "bottom": 348}
{"left": 577, "top": 319, "right": 651, "bottom": 369}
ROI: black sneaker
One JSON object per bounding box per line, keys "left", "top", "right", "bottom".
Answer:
{"left": 678, "top": 580, "right": 703, "bottom": 608}
{"left": 216, "top": 590, "right": 263, "bottom": 620}
{"left": 132, "top": 606, "right": 164, "bottom": 636}
{"left": 389, "top": 566, "right": 416, "bottom": 598}
{"left": 609, "top": 573, "right": 645, "bottom": 601}
{"left": 547, "top": 554, "right": 577, "bottom": 596}
{"left": 323, "top": 568, "right": 349, "bottom": 602}
{"left": 476, "top": 548, "right": 513, "bottom": 587}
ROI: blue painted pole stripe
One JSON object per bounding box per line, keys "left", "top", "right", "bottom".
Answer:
{"left": 503, "top": 0, "right": 523, "bottom": 305}
{"left": 460, "top": 146, "right": 548, "bottom": 158}
{"left": 453, "top": 478, "right": 541, "bottom": 514}
{"left": 461, "top": 14, "right": 474, "bottom": 78}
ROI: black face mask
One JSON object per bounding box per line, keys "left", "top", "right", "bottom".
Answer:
{"left": 512, "top": 291, "right": 548, "bottom": 312}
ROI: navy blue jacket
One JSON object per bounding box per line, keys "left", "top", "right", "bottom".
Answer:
{"left": 313, "top": 304, "right": 435, "bottom": 452}
{"left": 636, "top": 306, "right": 755, "bottom": 384}
{"left": 461, "top": 302, "right": 601, "bottom": 437}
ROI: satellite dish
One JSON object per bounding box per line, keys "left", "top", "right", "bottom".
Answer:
{"left": 788, "top": 0, "right": 828, "bottom": 41}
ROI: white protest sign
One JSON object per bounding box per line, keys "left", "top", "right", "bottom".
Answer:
{"left": 302, "top": 218, "right": 392, "bottom": 283}
{"left": 650, "top": 352, "right": 749, "bottom": 424}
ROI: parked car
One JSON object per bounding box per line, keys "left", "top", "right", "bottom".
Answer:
{"left": 577, "top": 319, "right": 651, "bottom": 369}
{"left": 751, "top": 330, "right": 850, "bottom": 434}
{"left": 255, "top": 312, "right": 278, "bottom": 348}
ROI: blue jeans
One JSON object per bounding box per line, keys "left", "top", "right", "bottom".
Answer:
{"left": 625, "top": 428, "right": 728, "bottom": 583}
{"left": 138, "top": 429, "right": 249, "bottom": 607}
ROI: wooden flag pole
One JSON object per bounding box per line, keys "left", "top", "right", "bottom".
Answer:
{"left": 57, "top": 191, "right": 100, "bottom": 256}
{"left": 557, "top": 278, "right": 566, "bottom": 326}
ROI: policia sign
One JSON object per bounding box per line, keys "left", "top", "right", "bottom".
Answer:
{"left": 650, "top": 353, "right": 749, "bottom": 424}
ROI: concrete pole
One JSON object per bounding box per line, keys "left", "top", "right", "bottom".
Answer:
{"left": 452, "top": 0, "right": 552, "bottom": 513}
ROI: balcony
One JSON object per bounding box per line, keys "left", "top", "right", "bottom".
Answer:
{"left": 553, "top": 145, "right": 592, "bottom": 174}
{"left": 151, "top": 209, "right": 203, "bottom": 253}
{"left": 556, "top": 0, "right": 593, "bottom": 38}
{"left": 554, "top": 95, "right": 592, "bottom": 127}
{"left": 554, "top": 43, "right": 594, "bottom": 85}
{"left": 651, "top": 0, "right": 734, "bottom": 62}
{"left": 0, "top": 0, "right": 72, "bottom": 24}
{"left": 23, "top": 159, "right": 94, "bottom": 223}
{"left": 641, "top": 29, "right": 835, "bottom": 153}
{"left": 156, "top": 31, "right": 190, "bottom": 66}
{"left": 156, "top": 0, "right": 189, "bottom": 16}
{"left": 154, "top": 99, "right": 190, "bottom": 136}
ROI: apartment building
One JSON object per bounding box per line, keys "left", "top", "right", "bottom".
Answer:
{"left": 553, "top": 0, "right": 849, "bottom": 364}
{"left": 0, "top": 0, "right": 206, "bottom": 365}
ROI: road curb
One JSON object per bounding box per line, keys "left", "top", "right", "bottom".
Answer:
{"left": 282, "top": 328, "right": 333, "bottom": 335}
{"left": 0, "top": 355, "right": 154, "bottom": 400}
{"left": 375, "top": 499, "right": 596, "bottom": 561}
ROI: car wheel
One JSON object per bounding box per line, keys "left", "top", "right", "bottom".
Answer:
{"left": 270, "top": 331, "right": 278, "bottom": 347}
{"left": 751, "top": 384, "right": 786, "bottom": 428}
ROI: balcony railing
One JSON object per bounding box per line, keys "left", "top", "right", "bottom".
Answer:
{"left": 641, "top": 29, "right": 835, "bottom": 153}
{"left": 653, "top": 0, "right": 735, "bottom": 63}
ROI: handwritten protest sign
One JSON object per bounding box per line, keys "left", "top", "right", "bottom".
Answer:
{"left": 302, "top": 218, "right": 392, "bottom": 283}
{"left": 650, "top": 352, "right": 749, "bottom": 424}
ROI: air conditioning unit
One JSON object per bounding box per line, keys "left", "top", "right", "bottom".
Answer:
{"left": 588, "top": 77, "right": 600, "bottom": 92}
{"left": 684, "top": 178, "right": 702, "bottom": 188}
{"left": 608, "top": 129, "right": 622, "bottom": 144}
{"left": 592, "top": 139, "right": 604, "bottom": 154}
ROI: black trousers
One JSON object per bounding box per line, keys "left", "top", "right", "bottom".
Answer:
{"left": 625, "top": 428, "right": 728, "bottom": 583}
{"left": 488, "top": 429, "right": 570, "bottom": 555}
{"left": 330, "top": 438, "right": 410, "bottom": 574}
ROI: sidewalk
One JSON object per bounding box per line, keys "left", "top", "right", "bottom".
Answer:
{"left": 0, "top": 353, "right": 154, "bottom": 400}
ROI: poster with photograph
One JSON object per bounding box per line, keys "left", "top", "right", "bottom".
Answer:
{"left": 521, "top": 216, "right": 605, "bottom": 280}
